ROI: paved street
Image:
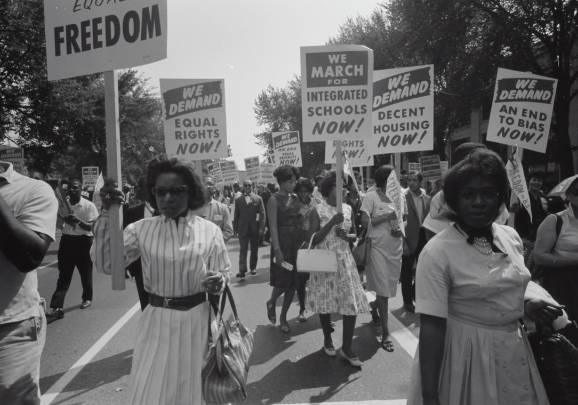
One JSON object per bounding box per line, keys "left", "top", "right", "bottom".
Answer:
{"left": 38, "top": 233, "right": 420, "bottom": 405}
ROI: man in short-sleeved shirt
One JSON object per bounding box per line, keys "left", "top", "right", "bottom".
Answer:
{"left": 47, "top": 179, "right": 98, "bottom": 318}
{"left": 0, "top": 161, "right": 57, "bottom": 404}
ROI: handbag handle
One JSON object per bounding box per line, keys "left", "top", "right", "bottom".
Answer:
{"left": 299, "top": 232, "right": 330, "bottom": 252}
{"left": 207, "top": 286, "right": 240, "bottom": 345}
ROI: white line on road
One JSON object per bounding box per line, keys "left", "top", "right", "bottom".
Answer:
{"left": 40, "top": 302, "right": 141, "bottom": 405}
{"left": 365, "top": 292, "right": 418, "bottom": 358}
{"left": 290, "top": 400, "right": 406, "bottom": 404}
{"left": 37, "top": 260, "right": 58, "bottom": 270}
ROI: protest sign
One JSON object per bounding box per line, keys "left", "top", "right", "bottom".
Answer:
{"left": 245, "top": 157, "right": 261, "bottom": 182}
{"left": 506, "top": 152, "right": 532, "bottom": 223}
{"left": 44, "top": 0, "right": 167, "bottom": 81}
{"left": 259, "top": 163, "right": 275, "bottom": 184}
{"left": 82, "top": 167, "right": 99, "bottom": 190}
{"left": 409, "top": 162, "right": 420, "bottom": 172}
{"left": 0, "top": 147, "right": 25, "bottom": 174}
{"left": 219, "top": 161, "right": 238, "bottom": 186}
{"left": 207, "top": 162, "right": 223, "bottom": 185}
{"left": 419, "top": 155, "right": 442, "bottom": 181}
{"left": 161, "top": 79, "right": 227, "bottom": 160}
{"left": 385, "top": 170, "right": 405, "bottom": 236}
{"left": 324, "top": 139, "right": 374, "bottom": 166}
{"left": 486, "top": 68, "right": 557, "bottom": 153}
{"left": 301, "top": 45, "right": 373, "bottom": 142}
{"left": 371, "top": 65, "right": 434, "bottom": 154}
{"left": 55, "top": 184, "right": 73, "bottom": 218}
{"left": 272, "top": 131, "right": 302, "bottom": 167}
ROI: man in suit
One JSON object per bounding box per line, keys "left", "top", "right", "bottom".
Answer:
{"left": 193, "top": 176, "right": 233, "bottom": 242}
{"left": 401, "top": 171, "right": 431, "bottom": 313}
{"left": 234, "top": 180, "right": 265, "bottom": 278}
{"left": 123, "top": 176, "right": 156, "bottom": 311}
{"left": 258, "top": 182, "right": 273, "bottom": 246}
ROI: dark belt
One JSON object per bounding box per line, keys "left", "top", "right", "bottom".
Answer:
{"left": 148, "top": 292, "right": 207, "bottom": 310}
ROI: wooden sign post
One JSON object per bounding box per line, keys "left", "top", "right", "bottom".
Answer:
{"left": 335, "top": 142, "right": 343, "bottom": 212}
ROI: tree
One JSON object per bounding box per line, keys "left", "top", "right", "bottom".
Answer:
{"left": 254, "top": 76, "right": 327, "bottom": 179}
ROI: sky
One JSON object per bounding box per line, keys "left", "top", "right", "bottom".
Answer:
{"left": 135, "top": 0, "right": 383, "bottom": 170}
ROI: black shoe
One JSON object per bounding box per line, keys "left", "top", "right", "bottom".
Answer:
{"left": 236, "top": 272, "right": 245, "bottom": 278}
{"left": 81, "top": 300, "right": 91, "bottom": 309}
{"left": 250, "top": 270, "right": 257, "bottom": 275}
{"left": 47, "top": 308, "right": 64, "bottom": 319}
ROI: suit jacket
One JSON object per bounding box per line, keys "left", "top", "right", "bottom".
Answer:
{"left": 403, "top": 188, "right": 431, "bottom": 254}
{"left": 234, "top": 193, "right": 265, "bottom": 237}
{"left": 192, "top": 199, "right": 233, "bottom": 242}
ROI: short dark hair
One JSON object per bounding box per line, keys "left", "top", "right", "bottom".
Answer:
{"left": 374, "top": 165, "right": 394, "bottom": 188}
{"left": 273, "top": 165, "right": 300, "bottom": 185}
{"left": 146, "top": 154, "right": 207, "bottom": 211}
{"left": 267, "top": 182, "right": 276, "bottom": 192}
{"left": 295, "top": 177, "right": 314, "bottom": 194}
{"left": 319, "top": 171, "right": 337, "bottom": 198}
{"left": 315, "top": 175, "right": 324, "bottom": 183}
{"left": 400, "top": 169, "right": 407, "bottom": 175}
{"left": 528, "top": 171, "right": 546, "bottom": 182}
{"left": 452, "top": 142, "right": 486, "bottom": 166}
{"left": 408, "top": 171, "right": 423, "bottom": 182}
{"left": 443, "top": 149, "right": 508, "bottom": 221}
{"left": 68, "top": 178, "right": 81, "bottom": 185}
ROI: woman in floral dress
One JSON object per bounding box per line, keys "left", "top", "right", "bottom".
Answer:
{"left": 307, "top": 171, "right": 370, "bottom": 367}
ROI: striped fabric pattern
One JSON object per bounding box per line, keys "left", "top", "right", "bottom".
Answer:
{"left": 90, "top": 209, "right": 231, "bottom": 405}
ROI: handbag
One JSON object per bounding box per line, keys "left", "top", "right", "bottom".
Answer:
{"left": 296, "top": 233, "right": 338, "bottom": 273}
{"left": 352, "top": 216, "right": 372, "bottom": 268}
{"left": 527, "top": 325, "right": 578, "bottom": 405}
{"left": 202, "top": 286, "right": 254, "bottom": 403}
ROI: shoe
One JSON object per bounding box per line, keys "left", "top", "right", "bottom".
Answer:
{"left": 266, "top": 300, "right": 276, "bottom": 325}
{"left": 250, "top": 270, "right": 257, "bottom": 275}
{"left": 280, "top": 321, "right": 291, "bottom": 334}
{"left": 81, "top": 300, "right": 91, "bottom": 309}
{"left": 323, "top": 345, "right": 336, "bottom": 357}
{"left": 339, "top": 348, "right": 363, "bottom": 367}
{"left": 46, "top": 308, "right": 64, "bottom": 319}
{"left": 404, "top": 303, "right": 415, "bottom": 313}
{"left": 381, "top": 337, "right": 394, "bottom": 352}
{"left": 236, "top": 272, "right": 245, "bottom": 278}
{"left": 297, "top": 311, "right": 307, "bottom": 322}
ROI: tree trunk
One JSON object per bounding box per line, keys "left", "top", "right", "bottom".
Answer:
{"left": 553, "top": 86, "right": 575, "bottom": 179}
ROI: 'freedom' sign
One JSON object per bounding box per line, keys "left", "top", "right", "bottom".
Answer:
{"left": 44, "top": 0, "right": 167, "bottom": 81}
{"left": 300, "top": 45, "right": 373, "bottom": 142}
{"left": 486, "top": 68, "right": 557, "bottom": 153}
{"left": 160, "top": 79, "right": 227, "bottom": 160}
{"left": 272, "top": 131, "right": 302, "bottom": 167}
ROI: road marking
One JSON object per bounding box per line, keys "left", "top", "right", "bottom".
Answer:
{"left": 290, "top": 401, "right": 406, "bottom": 404}
{"left": 40, "top": 302, "right": 141, "bottom": 405}
{"left": 37, "top": 260, "right": 58, "bottom": 270}
{"left": 365, "top": 292, "right": 418, "bottom": 358}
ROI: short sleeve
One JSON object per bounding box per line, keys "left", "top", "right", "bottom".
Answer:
{"left": 18, "top": 181, "right": 58, "bottom": 241}
{"left": 415, "top": 243, "right": 451, "bottom": 318}
{"left": 360, "top": 191, "right": 375, "bottom": 216}
{"left": 87, "top": 202, "right": 99, "bottom": 222}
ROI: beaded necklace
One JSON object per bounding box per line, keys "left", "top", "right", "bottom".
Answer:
{"left": 455, "top": 224, "right": 493, "bottom": 255}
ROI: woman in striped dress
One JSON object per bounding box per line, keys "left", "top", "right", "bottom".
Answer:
{"left": 91, "top": 154, "right": 231, "bottom": 405}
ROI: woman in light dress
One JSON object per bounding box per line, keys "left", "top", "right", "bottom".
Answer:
{"left": 91, "top": 154, "right": 231, "bottom": 405}
{"left": 407, "top": 149, "right": 564, "bottom": 405}
{"left": 307, "top": 171, "right": 370, "bottom": 367}
{"left": 360, "top": 165, "right": 404, "bottom": 352}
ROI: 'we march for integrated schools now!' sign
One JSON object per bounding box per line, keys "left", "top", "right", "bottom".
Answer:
{"left": 487, "top": 68, "right": 557, "bottom": 154}
{"left": 272, "top": 131, "right": 302, "bottom": 167}
{"left": 160, "top": 79, "right": 228, "bottom": 160}
{"left": 44, "top": 0, "right": 167, "bottom": 81}
{"left": 301, "top": 45, "right": 373, "bottom": 143}
{"left": 372, "top": 65, "right": 434, "bottom": 154}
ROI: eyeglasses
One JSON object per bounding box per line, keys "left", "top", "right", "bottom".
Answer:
{"left": 151, "top": 186, "right": 189, "bottom": 197}
{"left": 568, "top": 188, "right": 578, "bottom": 196}
{"left": 458, "top": 190, "right": 500, "bottom": 201}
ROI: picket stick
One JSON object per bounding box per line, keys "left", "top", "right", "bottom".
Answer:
{"left": 104, "top": 71, "right": 125, "bottom": 291}
{"left": 507, "top": 146, "right": 523, "bottom": 227}
{"left": 336, "top": 142, "right": 343, "bottom": 213}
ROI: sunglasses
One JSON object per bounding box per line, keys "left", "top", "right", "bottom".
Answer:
{"left": 568, "top": 188, "right": 578, "bottom": 196}
{"left": 151, "top": 186, "right": 189, "bottom": 197}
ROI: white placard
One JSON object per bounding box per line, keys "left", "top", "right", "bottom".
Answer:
{"left": 44, "top": 0, "right": 167, "bottom": 81}
{"left": 160, "top": 79, "right": 227, "bottom": 160}
{"left": 506, "top": 152, "right": 532, "bottom": 223}
{"left": 82, "top": 166, "right": 99, "bottom": 189}
{"left": 219, "top": 161, "right": 238, "bottom": 186}
{"left": 259, "top": 163, "right": 275, "bottom": 184}
{"left": 272, "top": 131, "right": 302, "bottom": 167}
{"left": 486, "top": 68, "right": 557, "bottom": 153}
{"left": 207, "top": 162, "right": 223, "bottom": 185}
{"left": 324, "top": 140, "right": 374, "bottom": 166}
{"left": 301, "top": 45, "right": 373, "bottom": 142}
{"left": 371, "top": 65, "right": 434, "bottom": 153}
{"left": 419, "top": 155, "right": 442, "bottom": 181}
{"left": 244, "top": 156, "right": 261, "bottom": 182}
{"left": 0, "top": 147, "right": 25, "bottom": 174}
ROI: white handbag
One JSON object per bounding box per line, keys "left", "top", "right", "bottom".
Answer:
{"left": 296, "top": 233, "right": 338, "bottom": 273}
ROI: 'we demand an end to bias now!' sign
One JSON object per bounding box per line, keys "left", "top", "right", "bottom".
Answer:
{"left": 300, "top": 45, "right": 373, "bottom": 143}
{"left": 160, "top": 79, "right": 228, "bottom": 160}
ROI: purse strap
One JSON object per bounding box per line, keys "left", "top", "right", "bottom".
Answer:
{"left": 207, "top": 285, "right": 240, "bottom": 345}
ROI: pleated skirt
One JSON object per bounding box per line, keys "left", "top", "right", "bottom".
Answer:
{"left": 126, "top": 302, "right": 210, "bottom": 405}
